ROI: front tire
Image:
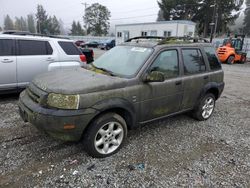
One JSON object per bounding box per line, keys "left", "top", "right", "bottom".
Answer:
{"left": 192, "top": 93, "right": 216, "bottom": 121}
{"left": 84, "top": 113, "right": 127, "bottom": 158}
{"left": 227, "top": 55, "right": 235, "bottom": 65}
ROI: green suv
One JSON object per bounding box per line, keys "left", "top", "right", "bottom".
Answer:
{"left": 19, "top": 37, "right": 224, "bottom": 158}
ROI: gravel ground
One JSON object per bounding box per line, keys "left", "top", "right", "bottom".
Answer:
{"left": 0, "top": 55, "right": 250, "bottom": 187}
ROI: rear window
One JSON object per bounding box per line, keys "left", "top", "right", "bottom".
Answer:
{"left": 204, "top": 47, "right": 222, "bottom": 70}
{"left": 58, "top": 41, "right": 81, "bottom": 55}
{"left": 182, "top": 49, "right": 206, "bottom": 75}
{"left": 0, "top": 39, "right": 14, "bottom": 56}
{"left": 18, "top": 40, "right": 53, "bottom": 56}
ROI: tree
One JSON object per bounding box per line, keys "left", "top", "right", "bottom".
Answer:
{"left": 244, "top": 0, "right": 250, "bottom": 35}
{"left": 157, "top": 10, "right": 165, "bottom": 21}
{"left": 157, "top": 0, "right": 244, "bottom": 37}
{"left": 36, "top": 4, "right": 49, "bottom": 34}
{"left": 157, "top": 0, "right": 199, "bottom": 21}
{"left": 4, "top": 15, "right": 14, "bottom": 30}
{"left": 14, "top": 17, "right": 22, "bottom": 30}
{"left": 70, "top": 21, "right": 85, "bottom": 35}
{"left": 27, "top": 14, "right": 36, "bottom": 33}
{"left": 84, "top": 3, "right": 111, "bottom": 36}
{"left": 47, "top": 15, "right": 61, "bottom": 35}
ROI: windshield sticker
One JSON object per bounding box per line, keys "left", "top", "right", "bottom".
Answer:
{"left": 131, "top": 47, "right": 148, "bottom": 52}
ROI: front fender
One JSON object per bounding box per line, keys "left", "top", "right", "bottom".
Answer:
{"left": 92, "top": 98, "right": 137, "bottom": 128}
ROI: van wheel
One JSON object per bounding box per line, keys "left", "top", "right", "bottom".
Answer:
{"left": 192, "top": 93, "right": 216, "bottom": 121}
{"left": 227, "top": 56, "right": 235, "bottom": 64}
{"left": 84, "top": 113, "right": 127, "bottom": 158}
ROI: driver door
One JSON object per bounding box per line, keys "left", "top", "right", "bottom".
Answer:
{"left": 139, "top": 49, "right": 183, "bottom": 122}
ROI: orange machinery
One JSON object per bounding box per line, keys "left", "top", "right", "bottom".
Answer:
{"left": 217, "top": 34, "right": 247, "bottom": 64}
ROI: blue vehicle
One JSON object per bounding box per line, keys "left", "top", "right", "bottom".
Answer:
{"left": 99, "top": 39, "right": 116, "bottom": 50}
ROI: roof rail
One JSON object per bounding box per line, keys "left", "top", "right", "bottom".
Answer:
{"left": 125, "top": 36, "right": 210, "bottom": 44}
{"left": 158, "top": 36, "right": 210, "bottom": 44}
{"left": 2, "top": 30, "right": 70, "bottom": 40}
{"left": 125, "top": 36, "right": 166, "bottom": 42}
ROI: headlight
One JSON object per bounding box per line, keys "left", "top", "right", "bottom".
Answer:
{"left": 47, "top": 93, "right": 80, "bottom": 110}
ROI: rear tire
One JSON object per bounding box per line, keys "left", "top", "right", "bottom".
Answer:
{"left": 83, "top": 113, "right": 127, "bottom": 158}
{"left": 240, "top": 56, "right": 246, "bottom": 64}
{"left": 227, "top": 56, "right": 235, "bottom": 65}
{"left": 192, "top": 93, "right": 216, "bottom": 121}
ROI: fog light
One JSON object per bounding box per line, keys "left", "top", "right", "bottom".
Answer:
{"left": 64, "top": 124, "right": 76, "bottom": 130}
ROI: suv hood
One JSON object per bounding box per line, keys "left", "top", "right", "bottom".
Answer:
{"left": 32, "top": 68, "right": 128, "bottom": 95}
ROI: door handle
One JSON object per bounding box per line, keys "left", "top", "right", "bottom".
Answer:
{"left": 175, "top": 81, "right": 182, "bottom": 85}
{"left": 1, "top": 59, "right": 13, "bottom": 63}
{"left": 204, "top": 75, "right": 209, "bottom": 80}
{"left": 46, "top": 58, "right": 54, "bottom": 62}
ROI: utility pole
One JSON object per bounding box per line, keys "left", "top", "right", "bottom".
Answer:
{"left": 214, "top": 5, "right": 219, "bottom": 37}
{"left": 209, "top": 0, "right": 217, "bottom": 43}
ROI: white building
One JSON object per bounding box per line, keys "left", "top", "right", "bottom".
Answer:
{"left": 115, "top": 20, "right": 196, "bottom": 44}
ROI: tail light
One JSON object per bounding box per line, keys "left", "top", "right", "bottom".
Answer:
{"left": 80, "top": 54, "right": 86, "bottom": 63}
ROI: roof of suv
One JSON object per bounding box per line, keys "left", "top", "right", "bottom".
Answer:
{"left": 0, "top": 33, "right": 72, "bottom": 42}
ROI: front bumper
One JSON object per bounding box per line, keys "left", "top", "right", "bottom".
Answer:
{"left": 18, "top": 90, "right": 98, "bottom": 142}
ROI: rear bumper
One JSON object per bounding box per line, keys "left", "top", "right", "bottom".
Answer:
{"left": 18, "top": 91, "right": 98, "bottom": 142}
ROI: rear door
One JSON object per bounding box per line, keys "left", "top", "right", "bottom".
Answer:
{"left": 180, "top": 48, "right": 210, "bottom": 110}
{"left": 16, "top": 39, "right": 56, "bottom": 88}
{"left": 0, "top": 39, "right": 17, "bottom": 90}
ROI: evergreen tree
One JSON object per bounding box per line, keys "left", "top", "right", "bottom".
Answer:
{"left": 36, "top": 4, "right": 49, "bottom": 34}
{"left": 70, "top": 21, "right": 85, "bottom": 35}
{"left": 20, "top": 17, "right": 28, "bottom": 31}
{"left": 27, "top": 14, "right": 36, "bottom": 33}
{"left": 14, "top": 17, "right": 22, "bottom": 30}
{"left": 157, "top": 0, "right": 244, "bottom": 37}
{"left": 4, "top": 15, "right": 14, "bottom": 30}
{"left": 244, "top": 0, "right": 250, "bottom": 35}
{"left": 84, "top": 3, "right": 111, "bottom": 36}
{"left": 47, "top": 15, "right": 60, "bottom": 35}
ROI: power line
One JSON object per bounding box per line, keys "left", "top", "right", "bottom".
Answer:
{"left": 111, "top": 7, "right": 158, "bottom": 14}
{"left": 110, "top": 14, "right": 157, "bottom": 21}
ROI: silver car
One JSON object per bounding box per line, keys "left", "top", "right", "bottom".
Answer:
{"left": 0, "top": 33, "right": 86, "bottom": 93}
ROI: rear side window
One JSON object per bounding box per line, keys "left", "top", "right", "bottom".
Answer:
{"left": 182, "top": 49, "right": 206, "bottom": 75}
{"left": 58, "top": 41, "right": 81, "bottom": 55}
{"left": 0, "top": 39, "right": 14, "bottom": 56}
{"left": 18, "top": 40, "right": 53, "bottom": 55}
{"left": 204, "top": 47, "right": 222, "bottom": 70}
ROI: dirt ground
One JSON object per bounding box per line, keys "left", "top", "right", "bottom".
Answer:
{"left": 0, "top": 58, "right": 250, "bottom": 187}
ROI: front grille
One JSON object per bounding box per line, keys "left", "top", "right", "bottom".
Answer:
{"left": 27, "top": 88, "right": 40, "bottom": 103}
{"left": 27, "top": 83, "right": 48, "bottom": 105}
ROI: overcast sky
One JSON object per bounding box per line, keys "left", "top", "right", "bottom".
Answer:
{"left": 0, "top": 0, "right": 159, "bottom": 30}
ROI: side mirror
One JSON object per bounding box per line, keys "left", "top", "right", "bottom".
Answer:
{"left": 143, "top": 71, "right": 165, "bottom": 82}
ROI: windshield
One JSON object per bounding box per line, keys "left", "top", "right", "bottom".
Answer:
{"left": 93, "top": 46, "right": 153, "bottom": 77}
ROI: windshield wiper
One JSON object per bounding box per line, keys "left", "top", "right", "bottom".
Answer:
{"left": 91, "top": 64, "right": 116, "bottom": 76}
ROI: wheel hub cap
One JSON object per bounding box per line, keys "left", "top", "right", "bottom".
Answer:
{"left": 94, "top": 122, "right": 124, "bottom": 155}
{"left": 202, "top": 97, "right": 215, "bottom": 119}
